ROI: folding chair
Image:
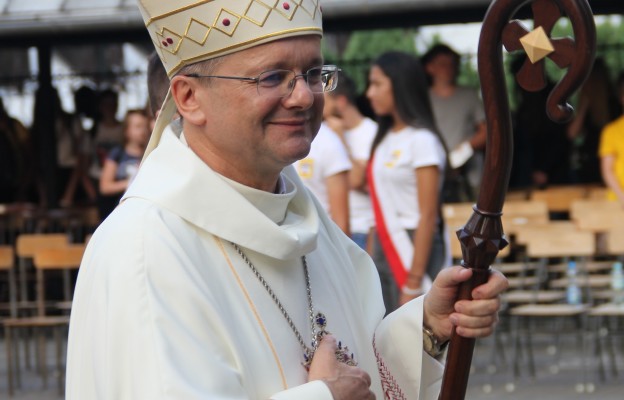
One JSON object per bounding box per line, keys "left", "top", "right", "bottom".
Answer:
{"left": 501, "top": 200, "right": 549, "bottom": 233}
{"left": 507, "top": 229, "right": 595, "bottom": 391}
{"left": 3, "top": 244, "right": 84, "bottom": 397}
{"left": 15, "top": 234, "right": 69, "bottom": 313}
{"left": 0, "top": 246, "right": 17, "bottom": 317}
{"left": 530, "top": 185, "right": 588, "bottom": 216}
{"left": 586, "top": 186, "right": 609, "bottom": 200}
{"left": 586, "top": 303, "right": 624, "bottom": 383}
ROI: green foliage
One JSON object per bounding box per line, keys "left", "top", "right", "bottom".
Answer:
{"left": 325, "top": 16, "right": 624, "bottom": 103}
{"left": 342, "top": 28, "right": 418, "bottom": 59}
{"left": 326, "top": 28, "right": 418, "bottom": 92}
{"left": 457, "top": 56, "right": 480, "bottom": 89}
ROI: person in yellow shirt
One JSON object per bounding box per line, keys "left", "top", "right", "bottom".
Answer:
{"left": 599, "top": 72, "right": 624, "bottom": 206}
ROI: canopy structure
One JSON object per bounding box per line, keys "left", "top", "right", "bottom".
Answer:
{"left": 0, "top": 0, "right": 618, "bottom": 46}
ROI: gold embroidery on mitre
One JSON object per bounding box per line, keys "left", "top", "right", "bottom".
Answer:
{"left": 184, "top": 18, "right": 212, "bottom": 45}
{"left": 244, "top": 1, "right": 273, "bottom": 26}
{"left": 155, "top": 28, "right": 184, "bottom": 55}
{"left": 212, "top": 9, "right": 243, "bottom": 37}
{"left": 272, "top": 0, "right": 298, "bottom": 20}
{"left": 137, "top": 0, "right": 323, "bottom": 77}
{"left": 297, "top": 0, "right": 320, "bottom": 19}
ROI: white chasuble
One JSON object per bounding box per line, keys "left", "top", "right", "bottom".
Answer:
{"left": 66, "top": 126, "right": 444, "bottom": 399}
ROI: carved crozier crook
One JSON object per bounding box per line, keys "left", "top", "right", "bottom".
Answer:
{"left": 438, "top": 1, "right": 596, "bottom": 399}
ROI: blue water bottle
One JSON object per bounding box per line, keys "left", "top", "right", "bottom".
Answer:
{"left": 566, "top": 261, "right": 581, "bottom": 305}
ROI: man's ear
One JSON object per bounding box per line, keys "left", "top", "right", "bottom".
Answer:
{"left": 170, "top": 76, "right": 206, "bottom": 125}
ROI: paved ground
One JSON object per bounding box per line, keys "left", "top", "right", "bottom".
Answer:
{"left": 0, "top": 324, "right": 622, "bottom": 399}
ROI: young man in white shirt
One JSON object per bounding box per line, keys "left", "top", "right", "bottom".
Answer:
{"left": 323, "top": 72, "right": 377, "bottom": 250}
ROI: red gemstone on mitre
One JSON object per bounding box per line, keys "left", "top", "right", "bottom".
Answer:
{"left": 223, "top": 18, "right": 230, "bottom": 26}
{"left": 166, "top": 37, "right": 173, "bottom": 44}
{"left": 283, "top": 2, "right": 290, "bottom": 10}
{"left": 161, "top": 40, "right": 168, "bottom": 47}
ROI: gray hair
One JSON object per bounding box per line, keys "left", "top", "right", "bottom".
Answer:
{"left": 176, "top": 56, "right": 227, "bottom": 84}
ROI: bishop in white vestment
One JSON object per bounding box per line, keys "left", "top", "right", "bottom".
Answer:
{"left": 66, "top": 126, "right": 445, "bottom": 399}
{"left": 66, "top": 1, "right": 507, "bottom": 398}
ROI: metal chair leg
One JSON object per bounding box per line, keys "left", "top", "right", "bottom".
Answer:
{"left": 607, "top": 316, "right": 619, "bottom": 378}
{"left": 37, "top": 329, "right": 48, "bottom": 389}
{"left": 55, "top": 326, "right": 63, "bottom": 396}
{"left": 6, "top": 325, "right": 14, "bottom": 397}
{"left": 593, "top": 316, "right": 607, "bottom": 382}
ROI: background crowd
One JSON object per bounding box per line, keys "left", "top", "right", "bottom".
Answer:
{"left": 1, "top": 42, "right": 623, "bottom": 312}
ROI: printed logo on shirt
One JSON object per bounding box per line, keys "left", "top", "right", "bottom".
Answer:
{"left": 384, "top": 150, "right": 402, "bottom": 168}
{"left": 297, "top": 159, "right": 314, "bottom": 179}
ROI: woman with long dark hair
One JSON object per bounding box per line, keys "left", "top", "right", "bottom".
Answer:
{"left": 366, "top": 51, "right": 449, "bottom": 312}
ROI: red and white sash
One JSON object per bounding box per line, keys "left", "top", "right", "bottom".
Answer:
{"left": 368, "top": 157, "right": 432, "bottom": 290}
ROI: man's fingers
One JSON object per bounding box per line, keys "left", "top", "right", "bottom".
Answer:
{"left": 307, "top": 335, "right": 338, "bottom": 381}
{"left": 455, "top": 297, "right": 501, "bottom": 317}
{"left": 472, "top": 269, "right": 509, "bottom": 300}
{"left": 451, "top": 312, "right": 498, "bottom": 329}
{"left": 318, "top": 335, "right": 337, "bottom": 350}
{"left": 433, "top": 266, "right": 473, "bottom": 289}
{"left": 434, "top": 266, "right": 509, "bottom": 298}
{"left": 451, "top": 312, "right": 499, "bottom": 338}
{"left": 314, "top": 335, "right": 338, "bottom": 363}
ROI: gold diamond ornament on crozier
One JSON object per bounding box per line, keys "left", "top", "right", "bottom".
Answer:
{"left": 519, "top": 26, "right": 555, "bottom": 64}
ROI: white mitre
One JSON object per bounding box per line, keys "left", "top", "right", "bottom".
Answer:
{"left": 136, "top": 0, "right": 324, "bottom": 158}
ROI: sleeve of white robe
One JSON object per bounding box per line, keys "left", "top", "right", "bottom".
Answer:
{"left": 337, "top": 224, "right": 445, "bottom": 399}
{"left": 373, "top": 297, "right": 446, "bottom": 399}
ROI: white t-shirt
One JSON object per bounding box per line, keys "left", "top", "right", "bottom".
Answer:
{"left": 343, "top": 117, "right": 377, "bottom": 234}
{"left": 371, "top": 126, "right": 446, "bottom": 229}
{"left": 294, "top": 123, "right": 351, "bottom": 212}
{"left": 429, "top": 87, "right": 485, "bottom": 187}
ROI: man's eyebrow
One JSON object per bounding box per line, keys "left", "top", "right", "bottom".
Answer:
{"left": 255, "top": 57, "right": 325, "bottom": 72}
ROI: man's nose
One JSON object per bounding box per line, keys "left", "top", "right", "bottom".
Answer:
{"left": 284, "top": 75, "right": 314, "bottom": 108}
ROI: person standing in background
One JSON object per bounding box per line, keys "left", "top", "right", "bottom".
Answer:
{"left": 98, "top": 109, "right": 150, "bottom": 219}
{"left": 509, "top": 55, "right": 570, "bottom": 189}
{"left": 599, "top": 72, "right": 624, "bottom": 207}
{"left": 568, "top": 58, "right": 620, "bottom": 184}
{"left": 367, "top": 51, "right": 449, "bottom": 313}
{"left": 60, "top": 86, "right": 98, "bottom": 207}
{"left": 323, "top": 71, "right": 377, "bottom": 251}
{"left": 88, "top": 89, "right": 124, "bottom": 220}
{"left": 421, "top": 44, "right": 486, "bottom": 202}
{"left": 0, "top": 97, "right": 31, "bottom": 203}
{"left": 294, "top": 122, "right": 351, "bottom": 235}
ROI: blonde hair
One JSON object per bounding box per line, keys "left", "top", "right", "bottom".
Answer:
{"left": 122, "top": 108, "right": 149, "bottom": 145}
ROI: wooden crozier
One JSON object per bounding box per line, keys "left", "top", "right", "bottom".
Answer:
{"left": 438, "top": 1, "right": 596, "bottom": 399}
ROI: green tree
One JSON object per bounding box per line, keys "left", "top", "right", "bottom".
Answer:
{"left": 325, "top": 28, "right": 418, "bottom": 92}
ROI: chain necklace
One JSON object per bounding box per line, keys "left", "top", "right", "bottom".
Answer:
{"left": 231, "top": 242, "right": 356, "bottom": 370}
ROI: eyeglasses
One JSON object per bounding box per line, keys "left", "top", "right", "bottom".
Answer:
{"left": 184, "top": 65, "right": 340, "bottom": 98}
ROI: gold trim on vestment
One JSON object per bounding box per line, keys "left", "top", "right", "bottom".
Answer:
{"left": 214, "top": 236, "right": 288, "bottom": 390}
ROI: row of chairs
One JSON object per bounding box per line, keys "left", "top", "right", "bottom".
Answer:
{"left": 0, "top": 203, "right": 99, "bottom": 246}
{"left": 443, "top": 191, "right": 624, "bottom": 391}
{"left": 0, "top": 233, "right": 87, "bottom": 396}
{"left": 506, "top": 184, "right": 609, "bottom": 213}
{"left": 444, "top": 198, "right": 624, "bottom": 260}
